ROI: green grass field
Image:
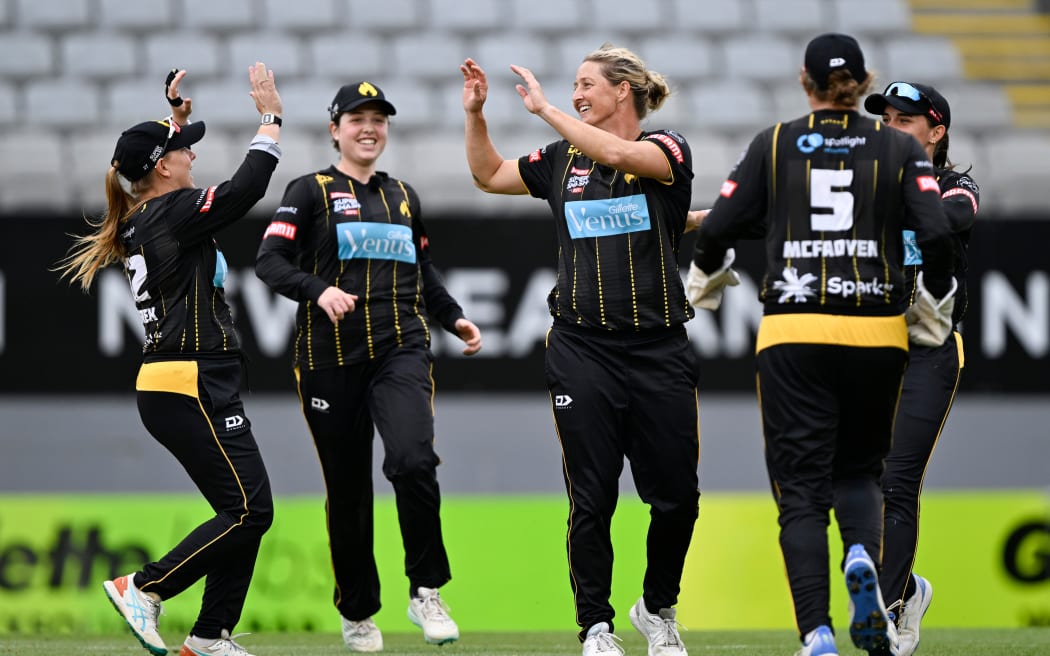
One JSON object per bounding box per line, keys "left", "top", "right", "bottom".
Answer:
{"left": 1, "top": 629, "right": 1048, "bottom": 655}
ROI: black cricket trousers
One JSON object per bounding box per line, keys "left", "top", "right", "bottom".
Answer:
{"left": 134, "top": 356, "right": 274, "bottom": 640}
{"left": 881, "top": 332, "right": 963, "bottom": 608}
{"left": 757, "top": 336, "right": 907, "bottom": 640}
{"left": 296, "top": 347, "right": 451, "bottom": 622}
{"left": 545, "top": 323, "right": 701, "bottom": 640}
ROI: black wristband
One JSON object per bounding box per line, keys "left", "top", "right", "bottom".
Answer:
{"left": 165, "top": 68, "right": 183, "bottom": 107}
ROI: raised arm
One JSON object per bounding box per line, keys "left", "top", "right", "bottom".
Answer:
{"left": 461, "top": 58, "right": 529, "bottom": 195}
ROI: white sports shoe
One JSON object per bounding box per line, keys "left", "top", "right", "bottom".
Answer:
{"left": 407, "top": 587, "right": 459, "bottom": 645}
{"left": 895, "top": 575, "right": 933, "bottom": 656}
{"left": 103, "top": 573, "right": 167, "bottom": 656}
{"left": 179, "top": 629, "right": 254, "bottom": 656}
{"left": 628, "top": 597, "right": 687, "bottom": 656}
{"left": 342, "top": 615, "right": 383, "bottom": 652}
{"left": 795, "top": 625, "right": 838, "bottom": 656}
{"left": 582, "top": 622, "right": 623, "bottom": 656}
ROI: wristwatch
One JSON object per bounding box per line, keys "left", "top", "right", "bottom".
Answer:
{"left": 260, "top": 113, "right": 282, "bottom": 126}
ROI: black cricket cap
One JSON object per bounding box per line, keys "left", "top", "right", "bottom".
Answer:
{"left": 328, "top": 81, "right": 397, "bottom": 121}
{"left": 111, "top": 117, "right": 205, "bottom": 182}
{"left": 864, "top": 81, "right": 951, "bottom": 129}
{"left": 804, "top": 33, "right": 868, "bottom": 90}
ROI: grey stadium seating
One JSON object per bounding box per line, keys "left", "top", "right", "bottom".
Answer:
{"left": 0, "top": 0, "right": 1046, "bottom": 214}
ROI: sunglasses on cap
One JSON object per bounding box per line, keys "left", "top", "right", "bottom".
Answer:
{"left": 884, "top": 82, "right": 945, "bottom": 125}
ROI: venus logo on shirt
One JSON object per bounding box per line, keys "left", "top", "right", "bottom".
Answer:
{"left": 902, "top": 229, "right": 923, "bottom": 265}
{"left": 337, "top": 222, "right": 416, "bottom": 263}
{"left": 214, "top": 250, "right": 228, "bottom": 288}
{"left": 564, "top": 195, "right": 651, "bottom": 239}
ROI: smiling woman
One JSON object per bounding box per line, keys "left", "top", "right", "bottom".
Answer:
{"left": 461, "top": 43, "right": 699, "bottom": 656}
{"left": 254, "top": 80, "right": 482, "bottom": 653}
{"left": 54, "top": 63, "right": 285, "bottom": 656}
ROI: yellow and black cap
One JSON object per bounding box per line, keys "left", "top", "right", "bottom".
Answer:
{"left": 804, "top": 33, "right": 868, "bottom": 90}
{"left": 111, "top": 116, "right": 206, "bottom": 181}
{"left": 865, "top": 81, "right": 951, "bottom": 129}
{"left": 328, "top": 81, "right": 397, "bottom": 121}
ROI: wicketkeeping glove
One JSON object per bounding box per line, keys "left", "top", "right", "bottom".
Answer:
{"left": 905, "top": 272, "right": 957, "bottom": 347}
{"left": 686, "top": 248, "right": 740, "bottom": 310}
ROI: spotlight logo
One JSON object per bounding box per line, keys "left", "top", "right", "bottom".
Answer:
{"left": 797, "top": 133, "right": 824, "bottom": 153}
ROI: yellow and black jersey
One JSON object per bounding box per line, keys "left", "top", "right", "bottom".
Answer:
{"left": 255, "top": 166, "right": 464, "bottom": 370}
{"left": 695, "top": 110, "right": 955, "bottom": 316}
{"left": 517, "top": 129, "right": 695, "bottom": 331}
{"left": 121, "top": 149, "right": 278, "bottom": 356}
{"left": 902, "top": 168, "right": 979, "bottom": 327}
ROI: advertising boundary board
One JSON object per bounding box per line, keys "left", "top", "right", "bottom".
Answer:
{"left": 1, "top": 214, "right": 1047, "bottom": 393}
{"left": 0, "top": 491, "right": 1046, "bottom": 635}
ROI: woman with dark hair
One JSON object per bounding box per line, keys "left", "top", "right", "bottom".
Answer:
{"left": 59, "top": 64, "right": 283, "bottom": 656}
{"left": 688, "top": 34, "right": 957, "bottom": 656}
{"left": 256, "top": 80, "right": 480, "bottom": 652}
{"left": 864, "top": 81, "right": 979, "bottom": 656}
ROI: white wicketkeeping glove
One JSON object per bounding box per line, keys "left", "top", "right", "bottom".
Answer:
{"left": 686, "top": 248, "right": 741, "bottom": 310}
{"left": 905, "top": 272, "right": 958, "bottom": 347}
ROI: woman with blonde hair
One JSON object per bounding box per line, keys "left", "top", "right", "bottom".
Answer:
{"left": 463, "top": 43, "right": 698, "bottom": 656}
{"left": 59, "top": 63, "right": 283, "bottom": 656}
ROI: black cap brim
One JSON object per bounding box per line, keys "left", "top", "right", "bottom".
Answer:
{"left": 333, "top": 98, "right": 397, "bottom": 118}
{"left": 165, "top": 121, "right": 206, "bottom": 153}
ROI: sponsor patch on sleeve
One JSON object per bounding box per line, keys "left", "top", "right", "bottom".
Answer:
{"left": 263, "top": 221, "right": 297, "bottom": 240}
{"left": 528, "top": 149, "right": 542, "bottom": 162}
{"left": 720, "top": 180, "right": 738, "bottom": 198}
{"left": 942, "top": 186, "right": 978, "bottom": 214}
{"left": 198, "top": 186, "right": 217, "bottom": 213}
{"left": 916, "top": 176, "right": 940, "bottom": 193}
{"left": 646, "top": 133, "right": 684, "bottom": 163}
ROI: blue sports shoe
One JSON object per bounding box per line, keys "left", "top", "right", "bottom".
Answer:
{"left": 844, "top": 544, "right": 898, "bottom": 655}
{"left": 795, "top": 625, "right": 837, "bottom": 656}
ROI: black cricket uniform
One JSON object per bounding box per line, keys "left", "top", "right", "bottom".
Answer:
{"left": 881, "top": 168, "right": 979, "bottom": 608}
{"left": 517, "top": 130, "right": 701, "bottom": 638}
{"left": 693, "top": 110, "right": 954, "bottom": 639}
{"left": 124, "top": 144, "right": 278, "bottom": 638}
{"left": 255, "top": 166, "right": 465, "bottom": 622}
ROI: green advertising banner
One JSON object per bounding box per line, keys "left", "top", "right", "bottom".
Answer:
{"left": 0, "top": 492, "right": 1047, "bottom": 636}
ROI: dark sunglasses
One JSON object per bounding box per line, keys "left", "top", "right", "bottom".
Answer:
{"left": 884, "top": 82, "right": 944, "bottom": 125}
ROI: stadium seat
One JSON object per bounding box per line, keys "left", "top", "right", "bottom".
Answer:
{"left": 229, "top": 33, "right": 307, "bottom": 78}
{"left": 261, "top": 0, "right": 341, "bottom": 33}
{"left": 723, "top": 35, "right": 799, "bottom": 82}
{"left": 0, "top": 83, "right": 14, "bottom": 126}
{"left": 984, "top": 133, "right": 1050, "bottom": 213}
{"left": 97, "top": 0, "right": 175, "bottom": 29}
{"left": 475, "top": 35, "right": 553, "bottom": 81}
{"left": 181, "top": 0, "right": 258, "bottom": 31}
{"left": 16, "top": 0, "right": 90, "bottom": 30}
{"left": 671, "top": 0, "right": 748, "bottom": 33}
{"left": 509, "top": 0, "right": 586, "bottom": 31}
{"left": 833, "top": 0, "right": 912, "bottom": 36}
{"left": 346, "top": 0, "right": 422, "bottom": 31}
{"left": 882, "top": 36, "right": 964, "bottom": 82}
{"left": 753, "top": 0, "right": 828, "bottom": 36}
{"left": 25, "top": 78, "right": 102, "bottom": 126}
{"left": 144, "top": 34, "right": 224, "bottom": 79}
{"left": 310, "top": 34, "right": 387, "bottom": 82}
{"left": 638, "top": 36, "right": 715, "bottom": 81}
{"left": 430, "top": 0, "right": 505, "bottom": 32}
{"left": 0, "top": 34, "right": 52, "bottom": 78}
{"left": 392, "top": 33, "right": 469, "bottom": 80}
{"left": 61, "top": 34, "right": 138, "bottom": 79}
